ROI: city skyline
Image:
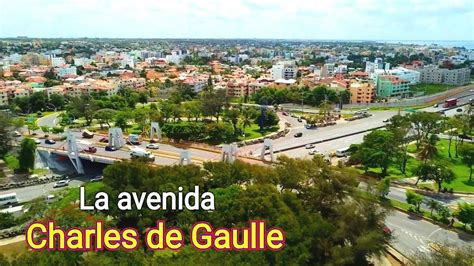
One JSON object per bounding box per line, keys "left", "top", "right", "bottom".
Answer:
{"left": 0, "top": 0, "right": 473, "bottom": 41}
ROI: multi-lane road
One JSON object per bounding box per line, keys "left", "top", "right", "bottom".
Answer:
{"left": 2, "top": 88, "right": 472, "bottom": 256}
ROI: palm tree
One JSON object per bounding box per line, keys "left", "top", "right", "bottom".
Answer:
{"left": 427, "top": 199, "right": 440, "bottom": 216}
{"left": 241, "top": 109, "right": 253, "bottom": 137}
{"left": 418, "top": 134, "right": 439, "bottom": 163}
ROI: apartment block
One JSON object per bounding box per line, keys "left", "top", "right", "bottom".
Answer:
{"left": 376, "top": 75, "right": 410, "bottom": 98}
{"left": 417, "top": 66, "right": 470, "bottom": 86}
{"left": 271, "top": 61, "right": 297, "bottom": 80}
{"left": 349, "top": 82, "right": 375, "bottom": 104}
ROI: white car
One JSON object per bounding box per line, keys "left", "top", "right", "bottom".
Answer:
{"left": 305, "top": 144, "right": 315, "bottom": 149}
{"left": 308, "top": 149, "right": 321, "bottom": 155}
{"left": 146, "top": 143, "right": 160, "bottom": 149}
{"left": 53, "top": 180, "right": 69, "bottom": 188}
{"left": 33, "top": 138, "right": 41, "bottom": 144}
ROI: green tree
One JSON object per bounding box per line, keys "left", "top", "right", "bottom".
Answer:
{"left": 94, "top": 109, "right": 117, "bottom": 129}
{"left": 455, "top": 202, "right": 474, "bottom": 229}
{"left": 418, "top": 134, "right": 439, "bottom": 163}
{"left": 459, "top": 143, "right": 474, "bottom": 181}
{"left": 352, "top": 130, "right": 397, "bottom": 177}
{"left": 416, "top": 162, "right": 455, "bottom": 192}
{"left": 426, "top": 199, "right": 440, "bottom": 216}
{"left": 378, "top": 177, "right": 391, "bottom": 199}
{"left": 406, "top": 189, "right": 423, "bottom": 212}
{"left": 19, "top": 138, "right": 36, "bottom": 172}
{"left": 410, "top": 112, "right": 442, "bottom": 149}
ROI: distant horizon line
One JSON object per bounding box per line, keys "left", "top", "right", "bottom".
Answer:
{"left": 0, "top": 36, "right": 472, "bottom": 42}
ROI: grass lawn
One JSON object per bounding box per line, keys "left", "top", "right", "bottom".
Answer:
{"left": 52, "top": 182, "right": 105, "bottom": 209}
{"left": 407, "top": 140, "right": 474, "bottom": 193}
{"left": 239, "top": 123, "right": 279, "bottom": 141}
{"left": 410, "top": 83, "right": 455, "bottom": 96}
{"left": 355, "top": 156, "right": 421, "bottom": 179}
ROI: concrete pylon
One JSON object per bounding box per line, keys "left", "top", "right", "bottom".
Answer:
{"left": 150, "top": 122, "right": 162, "bottom": 141}
{"left": 222, "top": 143, "right": 238, "bottom": 163}
{"left": 108, "top": 128, "right": 125, "bottom": 149}
{"left": 66, "top": 131, "right": 84, "bottom": 174}
{"left": 179, "top": 150, "right": 191, "bottom": 165}
{"left": 260, "top": 138, "right": 274, "bottom": 162}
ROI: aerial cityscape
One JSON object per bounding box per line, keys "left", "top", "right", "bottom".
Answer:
{"left": 0, "top": 0, "right": 473, "bottom": 265}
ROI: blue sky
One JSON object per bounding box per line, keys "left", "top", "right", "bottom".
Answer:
{"left": 0, "top": 0, "right": 473, "bottom": 40}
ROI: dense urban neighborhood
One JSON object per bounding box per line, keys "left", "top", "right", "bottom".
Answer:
{"left": 0, "top": 37, "right": 473, "bottom": 265}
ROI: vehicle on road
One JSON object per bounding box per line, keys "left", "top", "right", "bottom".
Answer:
{"left": 456, "top": 108, "right": 463, "bottom": 112}
{"left": 99, "top": 137, "right": 109, "bottom": 143}
{"left": 383, "top": 119, "right": 390, "bottom": 123}
{"left": 90, "top": 175, "right": 104, "bottom": 182}
{"left": 13, "top": 131, "right": 21, "bottom": 137}
{"left": 443, "top": 98, "right": 457, "bottom": 108}
{"left": 305, "top": 144, "right": 315, "bottom": 149}
{"left": 130, "top": 149, "right": 155, "bottom": 162}
{"left": 105, "top": 145, "right": 117, "bottom": 151}
{"left": 0, "top": 193, "right": 18, "bottom": 206}
{"left": 128, "top": 134, "right": 141, "bottom": 145}
{"left": 33, "top": 138, "right": 41, "bottom": 144}
{"left": 297, "top": 118, "right": 303, "bottom": 122}
{"left": 45, "top": 139, "right": 56, "bottom": 144}
{"left": 53, "top": 180, "right": 69, "bottom": 188}
{"left": 282, "top": 112, "right": 289, "bottom": 116}
{"left": 335, "top": 147, "right": 351, "bottom": 157}
{"left": 433, "top": 103, "right": 439, "bottom": 108}
{"left": 308, "top": 149, "right": 321, "bottom": 155}
{"left": 83, "top": 146, "right": 97, "bottom": 153}
{"left": 146, "top": 143, "right": 160, "bottom": 149}
{"left": 82, "top": 130, "right": 94, "bottom": 139}
{"left": 294, "top": 132, "right": 303, "bottom": 138}
{"left": 45, "top": 194, "right": 56, "bottom": 203}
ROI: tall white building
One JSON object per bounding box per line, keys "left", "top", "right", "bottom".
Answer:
{"left": 387, "top": 67, "right": 420, "bottom": 85}
{"left": 51, "top": 56, "right": 65, "bottom": 67}
{"left": 271, "top": 61, "right": 297, "bottom": 80}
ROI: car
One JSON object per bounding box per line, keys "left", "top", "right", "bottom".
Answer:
{"left": 456, "top": 108, "right": 463, "bottom": 112}
{"left": 90, "top": 175, "right": 104, "bottom": 182}
{"left": 305, "top": 144, "right": 315, "bottom": 149}
{"left": 45, "top": 194, "right": 56, "bottom": 203}
{"left": 433, "top": 103, "right": 439, "bottom": 108}
{"left": 45, "top": 139, "right": 56, "bottom": 144}
{"left": 105, "top": 145, "right": 117, "bottom": 151}
{"left": 282, "top": 112, "right": 289, "bottom": 116}
{"left": 33, "top": 138, "right": 41, "bottom": 144}
{"left": 83, "top": 146, "right": 97, "bottom": 153}
{"left": 383, "top": 119, "right": 390, "bottom": 123}
{"left": 308, "top": 149, "right": 321, "bottom": 155}
{"left": 146, "top": 143, "right": 160, "bottom": 149}
{"left": 99, "top": 137, "right": 109, "bottom": 143}
{"left": 297, "top": 118, "right": 303, "bottom": 122}
{"left": 53, "top": 180, "right": 69, "bottom": 188}
{"left": 294, "top": 132, "right": 303, "bottom": 138}
{"left": 13, "top": 131, "right": 21, "bottom": 137}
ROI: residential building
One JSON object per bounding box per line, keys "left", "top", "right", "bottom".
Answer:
{"left": 50, "top": 56, "right": 66, "bottom": 67}
{"left": 349, "top": 82, "right": 375, "bottom": 104}
{"left": 387, "top": 67, "right": 420, "bottom": 85}
{"left": 0, "top": 89, "right": 8, "bottom": 106}
{"left": 271, "top": 61, "right": 297, "bottom": 80}
{"left": 376, "top": 75, "right": 410, "bottom": 98}
{"left": 57, "top": 66, "right": 77, "bottom": 77}
{"left": 417, "top": 65, "right": 470, "bottom": 86}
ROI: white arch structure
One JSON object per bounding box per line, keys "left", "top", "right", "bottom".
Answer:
{"left": 150, "top": 122, "right": 162, "bottom": 141}
{"left": 66, "top": 131, "right": 85, "bottom": 174}
{"left": 108, "top": 128, "right": 125, "bottom": 149}
{"left": 221, "top": 143, "right": 238, "bottom": 163}
{"left": 260, "top": 138, "right": 274, "bottom": 162}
